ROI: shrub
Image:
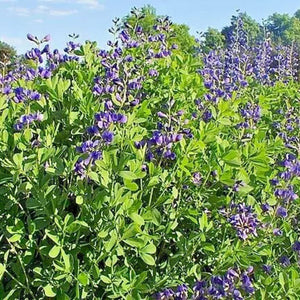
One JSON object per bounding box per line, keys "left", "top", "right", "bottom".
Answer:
{"left": 0, "top": 9, "right": 299, "bottom": 300}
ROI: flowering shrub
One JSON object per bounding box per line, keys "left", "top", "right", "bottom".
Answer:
{"left": 0, "top": 9, "right": 299, "bottom": 300}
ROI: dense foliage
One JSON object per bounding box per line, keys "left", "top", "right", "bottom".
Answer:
{"left": 0, "top": 8, "right": 299, "bottom": 300}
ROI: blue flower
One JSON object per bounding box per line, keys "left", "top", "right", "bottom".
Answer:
{"left": 241, "top": 274, "right": 254, "bottom": 294}
{"left": 292, "top": 241, "right": 300, "bottom": 252}
{"left": 276, "top": 206, "right": 288, "bottom": 218}
{"left": 102, "top": 131, "right": 114, "bottom": 144}
{"left": 279, "top": 255, "right": 291, "bottom": 267}
{"left": 262, "top": 264, "right": 272, "bottom": 274}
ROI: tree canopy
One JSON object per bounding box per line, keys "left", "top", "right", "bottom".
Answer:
{"left": 0, "top": 41, "right": 17, "bottom": 69}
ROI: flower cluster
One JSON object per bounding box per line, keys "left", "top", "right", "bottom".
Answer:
{"left": 0, "top": 37, "right": 82, "bottom": 92}
{"left": 64, "top": 41, "right": 81, "bottom": 53}
{"left": 10, "top": 87, "right": 41, "bottom": 103}
{"left": 14, "top": 112, "right": 43, "bottom": 131}
{"left": 25, "top": 44, "right": 50, "bottom": 64}
{"left": 155, "top": 267, "right": 255, "bottom": 300}
{"left": 135, "top": 103, "right": 192, "bottom": 164}
{"left": 273, "top": 106, "right": 300, "bottom": 151}
{"left": 91, "top": 14, "right": 174, "bottom": 111}
{"left": 226, "top": 203, "right": 259, "bottom": 240}
{"left": 265, "top": 154, "right": 300, "bottom": 219}
{"left": 74, "top": 111, "right": 127, "bottom": 177}
{"left": 236, "top": 102, "right": 261, "bottom": 129}
{"left": 194, "top": 99, "right": 213, "bottom": 123}
{"left": 252, "top": 40, "right": 273, "bottom": 85}
{"left": 198, "top": 18, "right": 298, "bottom": 105}
{"left": 198, "top": 19, "right": 251, "bottom": 103}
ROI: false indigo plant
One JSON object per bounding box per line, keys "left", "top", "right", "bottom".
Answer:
{"left": 0, "top": 7, "right": 299, "bottom": 300}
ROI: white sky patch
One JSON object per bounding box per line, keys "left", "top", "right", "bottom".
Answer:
{"left": 76, "top": 0, "right": 104, "bottom": 10}
{"left": 7, "top": 6, "right": 30, "bottom": 16}
{"left": 34, "top": 5, "right": 77, "bottom": 16}
{"left": 35, "top": 4, "right": 48, "bottom": 12}
{"left": 6, "top": 0, "right": 103, "bottom": 17}
{"left": 38, "top": 0, "right": 105, "bottom": 10}
{"left": 49, "top": 8, "right": 78, "bottom": 16}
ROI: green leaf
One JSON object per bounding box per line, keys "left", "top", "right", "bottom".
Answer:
{"left": 46, "top": 231, "right": 60, "bottom": 245}
{"left": 119, "top": 171, "right": 137, "bottom": 180}
{"left": 279, "top": 272, "right": 285, "bottom": 289}
{"left": 66, "top": 221, "right": 89, "bottom": 234}
{"left": 13, "top": 153, "right": 23, "bottom": 168}
{"left": 141, "top": 243, "right": 156, "bottom": 254}
{"left": 105, "top": 231, "right": 118, "bottom": 252}
{"left": 49, "top": 245, "right": 60, "bottom": 258}
{"left": 88, "top": 171, "right": 99, "bottom": 183}
{"left": 43, "top": 284, "right": 56, "bottom": 297}
{"left": 76, "top": 195, "right": 83, "bottom": 205}
{"left": 123, "top": 237, "right": 145, "bottom": 248}
{"left": 203, "top": 243, "right": 215, "bottom": 252}
{"left": 69, "top": 111, "right": 79, "bottom": 124}
{"left": 122, "top": 224, "right": 141, "bottom": 240}
{"left": 0, "top": 263, "right": 6, "bottom": 280}
{"left": 124, "top": 180, "right": 139, "bottom": 191}
{"left": 148, "top": 176, "right": 160, "bottom": 187}
{"left": 140, "top": 252, "right": 155, "bottom": 266}
{"left": 129, "top": 213, "right": 144, "bottom": 226}
{"left": 98, "top": 230, "right": 108, "bottom": 238}
{"left": 78, "top": 272, "right": 89, "bottom": 286}
{"left": 61, "top": 249, "right": 71, "bottom": 272}
{"left": 100, "top": 275, "right": 111, "bottom": 284}
{"left": 8, "top": 234, "right": 21, "bottom": 243}
{"left": 267, "top": 195, "right": 277, "bottom": 205}
{"left": 199, "top": 213, "right": 208, "bottom": 231}
{"left": 222, "top": 150, "right": 241, "bottom": 167}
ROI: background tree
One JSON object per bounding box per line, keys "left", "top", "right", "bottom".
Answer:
{"left": 0, "top": 41, "right": 17, "bottom": 70}
{"left": 198, "top": 27, "right": 225, "bottom": 53}
{"left": 265, "top": 13, "right": 293, "bottom": 44}
{"left": 122, "top": 5, "right": 197, "bottom": 54}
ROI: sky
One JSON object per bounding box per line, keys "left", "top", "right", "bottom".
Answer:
{"left": 1, "top": 0, "right": 299, "bottom": 54}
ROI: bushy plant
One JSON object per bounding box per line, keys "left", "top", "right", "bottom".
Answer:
{"left": 0, "top": 9, "right": 299, "bottom": 300}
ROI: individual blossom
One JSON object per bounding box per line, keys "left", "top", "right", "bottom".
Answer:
{"left": 276, "top": 206, "right": 288, "bottom": 218}
{"left": 149, "top": 69, "right": 159, "bottom": 77}
{"left": 292, "top": 241, "right": 300, "bottom": 252}
{"left": 241, "top": 273, "right": 254, "bottom": 294}
{"left": 262, "top": 264, "right": 272, "bottom": 274}
{"left": 155, "top": 288, "right": 175, "bottom": 300}
{"left": 261, "top": 203, "right": 270, "bottom": 212}
{"left": 102, "top": 131, "right": 114, "bottom": 144}
{"left": 232, "top": 181, "right": 245, "bottom": 192}
{"left": 175, "top": 284, "right": 188, "bottom": 300}
{"left": 273, "top": 228, "right": 283, "bottom": 236}
{"left": 192, "top": 172, "right": 202, "bottom": 185}
{"left": 279, "top": 255, "right": 291, "bottom": 267}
